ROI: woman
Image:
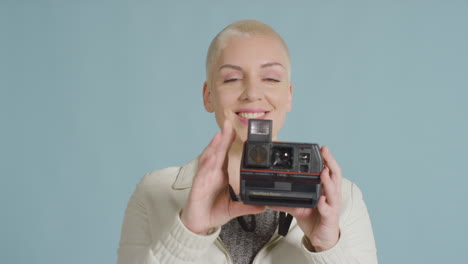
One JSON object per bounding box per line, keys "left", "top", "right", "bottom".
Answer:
{"left": 118, "top": 19, "right": 377, "bottom": 264}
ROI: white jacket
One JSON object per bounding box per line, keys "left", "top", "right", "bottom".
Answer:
{"left": 117, "top": 158, "right": 378, "bottom": 263}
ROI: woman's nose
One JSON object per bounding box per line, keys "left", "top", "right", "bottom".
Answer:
{"left": 240, "top": 78, "right": 263, "bottom": 101}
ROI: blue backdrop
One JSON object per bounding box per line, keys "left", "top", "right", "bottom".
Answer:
{"left": 1, "top": 1, "right": 467, "bottom": 263}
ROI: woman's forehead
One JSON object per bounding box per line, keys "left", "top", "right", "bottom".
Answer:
{"left": 217, "top": 35, "right": 289, "bottom": 68}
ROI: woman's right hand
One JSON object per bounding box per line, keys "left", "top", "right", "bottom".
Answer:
{"left": 180, "top": 120, "right": 265, "bottom": 235}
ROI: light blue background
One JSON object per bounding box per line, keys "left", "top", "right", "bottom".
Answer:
{"left": 1, "top": 1, "right": 467, "bottom": 263}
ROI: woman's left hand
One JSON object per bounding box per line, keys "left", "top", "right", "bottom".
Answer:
{"left": 270, "top": 146, "right": 342, "bottom": 252}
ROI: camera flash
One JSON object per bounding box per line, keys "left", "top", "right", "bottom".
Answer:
{"left": 251, "top": 120, "right": 270, "bottom": 135}
{"left": 247, "top": 119, "right": 272, "bottom": 142}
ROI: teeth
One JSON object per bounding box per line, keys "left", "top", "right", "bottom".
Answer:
{"left": 237, "top": 112, "right": 266, "bottom": 119}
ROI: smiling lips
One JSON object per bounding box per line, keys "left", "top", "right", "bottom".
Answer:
{"left": 235, "top": 109, "right": 269, "bottom": 124}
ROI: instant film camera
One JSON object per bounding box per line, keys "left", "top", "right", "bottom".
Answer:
{"left": 240, "top": 119, "right": 323, "bottom": 208}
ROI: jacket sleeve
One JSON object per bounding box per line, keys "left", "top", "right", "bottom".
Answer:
{"left": 117, "top": 181, "right": 221, "bottom": 264}
{"left": 301, "top": 183, "right": 378, "bottom": 264}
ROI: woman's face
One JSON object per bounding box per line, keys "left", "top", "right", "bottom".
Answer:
{"left": 203, "top": 34, "right": 293, "bottom": 143}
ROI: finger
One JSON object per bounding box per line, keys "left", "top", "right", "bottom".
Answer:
{"left": 196, "top": 132, "right": 222, "bottom": 175}
{"left": 222, "top": 119, "right": 236, "bottom": 148}
{"left": 321, "top": 167, "right": 340, "bottom": 207}
{"left": 317, "top": 194, "right": 331, "bottom": 216}
{"left": 321, "top": 146, "right": 339, "bottom": 172}
{"left": 216, "top": 120, "right": 235, "bottom": 166}
{"left": 220, "top": 121, "right": 236, "bottom": 172}
{"left": 200, "top": 132, "right": 222, "bottom": 159}
{"left": 321, "top": 146, "right": 342, "bottom": 184}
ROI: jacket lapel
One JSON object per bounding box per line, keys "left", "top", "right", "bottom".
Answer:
{"left": 172, "top": 157, "right": 199, "bottom": 190}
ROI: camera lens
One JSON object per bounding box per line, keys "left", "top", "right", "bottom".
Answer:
{"left": 249, "top": 145, "right": 267, "bottom": 164}
{"left": 271, "top": 147, "right": 293, "bottom": 169}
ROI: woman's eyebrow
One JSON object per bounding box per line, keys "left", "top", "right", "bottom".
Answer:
{"left": 219, "top": 64, "right": 242, "bottom": 71}
{"left": 261, "top": 62, "right": 284, "bottom": 69}
{"left": 218, "top": 62, "right": 284, "bottom": 71}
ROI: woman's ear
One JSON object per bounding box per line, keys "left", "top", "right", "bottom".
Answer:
{"left": 203, "top": 82, "right": 214, "bottom": 113}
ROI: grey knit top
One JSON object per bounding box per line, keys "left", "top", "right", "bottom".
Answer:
{"left": 219, "top": 209, "right": 279, "bottom": 264}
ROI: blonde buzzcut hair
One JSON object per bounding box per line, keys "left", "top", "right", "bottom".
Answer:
{"left": 205, "top": 19, "right": 291, "bottom": 84}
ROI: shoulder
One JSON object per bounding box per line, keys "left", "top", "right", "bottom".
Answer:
{"left": 341, "top": 177, "right": 364, "bottom": 200}
{"left": 126, "top": 158, "right": 199, "bottom": 221}
{"left": 339, "top": 177, "right": 368, "bottom": 224}
{"left": 138, "top": 166, "right": 181, "bottom": 187}
{"left": 130, "top": 157, "right": 199, "bottom": 212}
{"left": 137, "top": 157, "right": 199, "bottom": 189}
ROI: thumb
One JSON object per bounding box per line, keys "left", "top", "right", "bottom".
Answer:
{"left": 229, "top": 202, "right": 266, "bottom": 219}
{"left": 221, "top": 120, "right": 236, "bottom": 173}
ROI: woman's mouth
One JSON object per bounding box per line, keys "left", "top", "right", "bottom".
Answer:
{"left": 235, "top": 110, "right": 269, "bottom": 124}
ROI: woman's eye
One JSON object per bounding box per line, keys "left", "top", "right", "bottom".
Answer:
{"left": 224, "top": 78, "right": 239, "bottom": 83}
{"left": 264, "top": 78, "right": 280, "bottom": 82}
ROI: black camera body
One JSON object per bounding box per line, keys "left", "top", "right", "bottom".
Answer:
{"left": 240, "top": 119, "right": 323, "bottom": 208}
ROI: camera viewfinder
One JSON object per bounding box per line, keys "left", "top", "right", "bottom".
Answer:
{"left": 299, "top": 153, "right": 310, "bottom": 163}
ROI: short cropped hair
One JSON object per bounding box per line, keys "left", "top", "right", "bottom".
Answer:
{"left": 205, "top": 19, "right": 291, "bottom": 84}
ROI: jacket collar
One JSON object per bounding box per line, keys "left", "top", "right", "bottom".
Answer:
{"left": 172, "top": 157, "right": 199, "bottom": 190}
